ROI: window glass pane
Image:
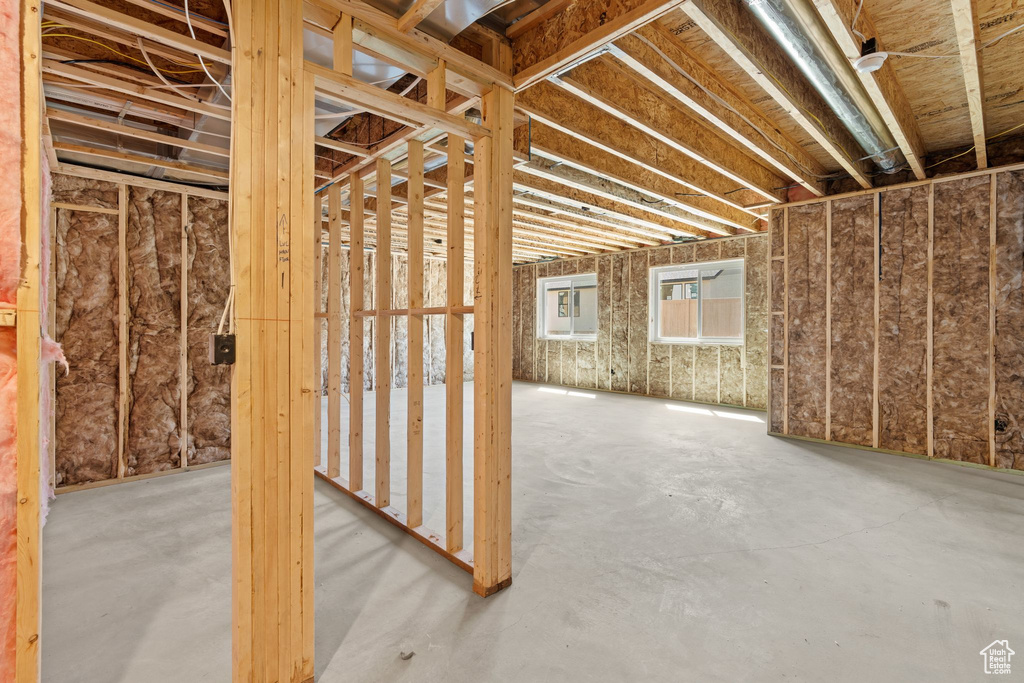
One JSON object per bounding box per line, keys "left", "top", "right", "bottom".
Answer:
{"left": 699, "top": 262, "right": 743, "bottom": 339}
{"left": 573, "top": 282, "right": 597, "bottom": 335}
{"left": 657, "top": 268, "right": 698, "bottom": 338}
{"left": 544, "top": 280, "right": 572, "bottom": 336}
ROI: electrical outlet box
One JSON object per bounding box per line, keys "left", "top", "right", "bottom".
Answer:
{"left": 210, "top": 333, "right": 236, "bottom": 365}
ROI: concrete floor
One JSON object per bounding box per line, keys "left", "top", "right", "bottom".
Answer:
{"left": 43, "top": 382, "right": 1024, "bottom": 682}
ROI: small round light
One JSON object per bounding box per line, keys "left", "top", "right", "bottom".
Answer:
{"left": 853, "top": 52, "right": 888, "bottom": 74}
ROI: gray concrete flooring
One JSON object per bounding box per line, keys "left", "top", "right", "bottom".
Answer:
{"left": 43, "top": 381, "right": 1024, "bottom": 682}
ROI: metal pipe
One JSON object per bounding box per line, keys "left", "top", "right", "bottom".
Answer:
{"left": 743, "top": 0, "right": 902, "bottom": 172}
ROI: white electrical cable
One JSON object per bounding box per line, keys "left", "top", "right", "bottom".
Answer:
{"left": 184, "top": 0, "right": 232, "bottom": 102}
{"left": 851, "top": 0, "right": 866, "bottom": 42}
{"left": 137, "top": 37, "right": 202, "bottom": 102}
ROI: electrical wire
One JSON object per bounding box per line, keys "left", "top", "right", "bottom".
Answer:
{"left": 42, "top": 32, "right": 205, "bottom": 74}
{"left": 137, "top": 36, "right": 201, "bottom": 101}
{"left": 143, "top": 0, "right": 230, "bottom": 27}
{"left": 184, "top": 0, "right": 231, "bottom": 102}
{"left": 925, "top": 120, "right": 1024, "bottom": 169}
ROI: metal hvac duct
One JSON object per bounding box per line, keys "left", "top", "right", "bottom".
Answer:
{"left": 743, "top": 0, "right": 902, "bottom": 173}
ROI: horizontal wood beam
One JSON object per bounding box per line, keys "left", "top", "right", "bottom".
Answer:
{"left": 553, "top": 56, "right": 786, "bottom": 204}
{"left": 396, "top": 0, "right": 445, "bottom": 33}
{"left": 506, "top": 0, "right": 571, "bottom": 41}
{"left": 520, "top": 120, "right": 747, "bottom": 233}
{"left": 950, "top": 0, "right": 987, "bottom": 168}
{"left": 47, "top": 0, "right": 232, "bottom": 65}
{"left": 811, "top": 0, "right": 927, "bottom": 179}
{"left": 609, "top": 24, "right": 828, "bottom": 194}
{"left": 43, "top": 61, "right": 232, "bottom": 121}
{"left": 47, "top": 107, "right": 230, "bottom": 157}
{"left": 53, "top": 162, "right": 229, "bottom": 199}
{"left": 511, "top": 0, "right": 686, "bottom": 90}
{"left": 517, "top": 80, "right": 765, "bottom": 221}
{"left": 307, "top": 60, "right": 488, "bottom": 139}
{"left": 682, "top": 0, "right": 873, "bottom": 188}
{"left": 53, "top": 141, "right": 229, "bottom": 180}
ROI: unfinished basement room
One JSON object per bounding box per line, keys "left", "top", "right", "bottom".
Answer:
{"left": 4, "top": 0, "right": 1024, "bottom": 679}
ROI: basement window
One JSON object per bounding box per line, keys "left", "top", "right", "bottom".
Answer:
{"left": 537, "top": 273, "right": 598, "bottom": 340}
{"left": 650, "top": 259, "right": 744, "bottom": 344}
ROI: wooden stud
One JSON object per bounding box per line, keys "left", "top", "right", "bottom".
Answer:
{"left": 872, "top": 193, "right": 880, "bottom": 449}
{"left": 926, "top": 184, "right": 934, "bottom": 458}
{"left": 407, "top": 140, "right": 425, "bottom": 528}
{"left": 333, "top": 11, "right": 353, "bottom": 75}
{"left": 447, "top": 132, "right": 465, "bottom": 553}
{"left": 230, "top": 0, "right": 314, "bottom": 675}
{"left": 117, "top": 185, "right": 128, "bottom": 478}
{"left": 16, "top": 0, "right": 44, "bottom": 672}
{"left": 988, "top": 175, "right": 996, "bottom": 467}
{"left": 472, "top": 85, "right": 514, "bottom": 597}
{"left": 350, "top": 174, "right": 365, "bottom": 490}
{"left": 950, "top": 0, "right": 987, "bottom": 168}
{"left": 314, "top": 200, "right": 323, "bottom": 468}
{"left": 327, "top": 183, "right": 343, "bottom": 479}
{"left": 783, "top": 207, "right": 789, "bottom": 435}
{"left": 180, "top": 194, "right": 189, "bottom": 468}
{"left": 375, "top": 157, "right": 392, "bottom": 508}
{"left": 825, "top": 200, "right": 832, "bottom": 441}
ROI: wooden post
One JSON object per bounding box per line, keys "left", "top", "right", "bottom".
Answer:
{"left": 472, "top": 85, "right": 514, "bottom": 597}
{"left": 350, "top": 174, "right": 365, "bottom": 491}
{"left": 375, "top": 158, "right": 392, "bottom": 508}
{"left": 230, "top": 0, "right": 314, "bottom": 677}
{"left": 180, "top": 194, "right": 189, "bottom": 468}
{"left": 16, "top": 0, "right": 43, "bottom": 673}
{"left": 314, "top": 200, "right": 323, "bottom": 468}
{"left": 407, "top": 141, "right": 425, "bottom": 528}
{"left": 117, "top": 184, "right": 127, "bottom": 478}
{"left": 327, "top": 184, "right": 343, "bottom": 478}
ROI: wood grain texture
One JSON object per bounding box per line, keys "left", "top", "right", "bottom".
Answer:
{"left": 932, "top": 176, "right": 991, "bottom": 464}
{"left": 877, "top": 186, "right": 930, "bottom": 456}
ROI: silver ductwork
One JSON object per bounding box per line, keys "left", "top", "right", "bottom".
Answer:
{"left": 743, "top": 0, "right": 902, "bottom": 173}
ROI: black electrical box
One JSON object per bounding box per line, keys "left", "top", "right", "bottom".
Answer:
{"left": 210, "top": 333, "right": 236, "bottom": 365}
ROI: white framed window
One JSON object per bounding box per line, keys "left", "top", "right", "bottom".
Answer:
{"left": 537, "top": 273, "right": 598, "bottom": 340}
{"left": 650, "top": 258, "right": 744, "bottom": 344}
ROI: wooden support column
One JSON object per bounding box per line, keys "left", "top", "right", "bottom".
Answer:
{"left": 407, "top": 141, "right": 425, "bottom": 528}
{"left": 327, "top": 184, "right": 343, "bottom": 479}
{"left": 314, "top": 200, "right": 323, "bottom": 468}
{"left": 375, "top": 158, "right": 392, "bottom": 508}
{"left": 117, "top": 185, "right": 127, "bottom": 479}
{"left": 350, "top": 175, "right": 365, "bottom": 490}
{"left": 472, "top": 85, "right": 514, "bottom": 597}
{"left": 16, "top": 0, "right": 44, "bottom": 673}
{"left": 230, "top": 0, "right": 315, "bottom": 677}
{"left": 180, "top": 194, "right": 189, "bottom": 468}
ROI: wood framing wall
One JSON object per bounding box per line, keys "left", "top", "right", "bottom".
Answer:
{"left": 511, "top": 234, "right": 769, "bottom": 409}
{"left": 51, "top": 173, "right": 231, "bottom": 491}
{"left": 318, "top": 248, "right": 473, "bottom": 395}
{"left": 769, "top": 166, "right": 1024, "bottom": 471}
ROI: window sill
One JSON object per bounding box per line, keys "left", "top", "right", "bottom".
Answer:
{"left": 650, "top": 339, "right": 744, "bottom": 346}
{"left": 538, "top": 335, "right": 598, "bottom": 342}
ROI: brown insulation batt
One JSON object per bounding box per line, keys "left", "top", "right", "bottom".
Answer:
{"left": 52, "top": 173, "right": 119, "bottom": 209}
{"left": 995, "top": 170, "right": 1024, "bottom": 470}
{"left": 877, "top": 186, "right": 929, "bottom": 456}
{"left": 786, "top": 204, "right": 827, "bottom": 439}
{"left": 770, "top": 369, "right": 785, "bottom": 433}
{"left": 54, "top": 209, "right": 119, "bottom": 486}
{"left": 627, "top": 250, "right": 648, "bottom": 394}
{"left": 932, "top": 176, "right": 991, "bottom": 464}
{"left": 609, "top": 253, "right": 629, "bottom": 392}
{"left": 829, "top": 196, "right": 875, "bottom": 447}
{"left": 744, "top": 235, "right": 769, "bottom": 409}
{"left": 125, "top": 188, "right": 182, "bottom": 476}
{"left": 186, "top": 197, "right": 231, "bottom": 465}
{"left": 510, "top": 236, "right": 768, "bottom": 409}
{"left": 670, "top": 345, "right": 694, "bottom": 400}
